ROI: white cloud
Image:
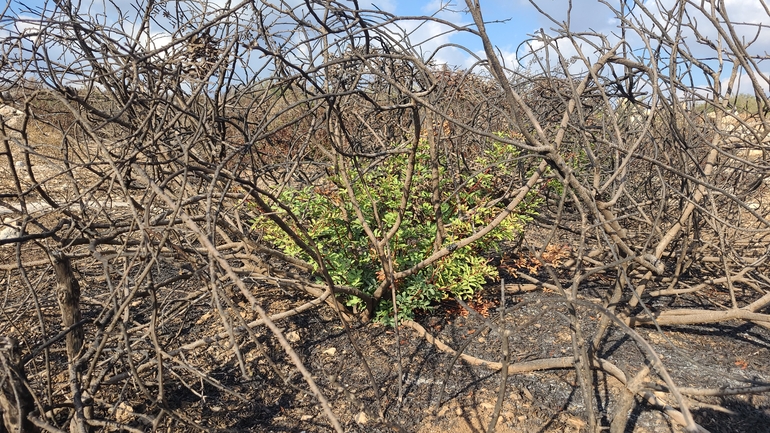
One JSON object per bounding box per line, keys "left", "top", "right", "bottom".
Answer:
{"left": 478, "top": 0, "right": 769, "bottom": 96}
{"left": 378, "top": 16, "right": 456, "bottom": 63}
{"left": 643, "top": 0, "right": 770, "bottom": 53}
{"left": 723, "top": 0, "right": 770, "bottom": 24}
{"left": 724, "top": 71, "right": 770, "bottom": 96}
{"left": 13, "top": 16, "right": 42, "bottom": 35}
{"left": 142, "top": 32, "right": 177, "bottom": 58}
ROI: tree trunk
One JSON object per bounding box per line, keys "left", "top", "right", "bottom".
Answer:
{"left": 51, "top": 251, "right": 84, "bottom": 361}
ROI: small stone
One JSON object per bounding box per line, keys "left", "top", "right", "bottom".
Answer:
{"left": 648, "top": 332, "right": 664, "bottom": 344}
{"left": 300, "top": 414, "right": 313, "bottom": 421}
{"left": 115, "top": 402, "right": 134, "bottom": 423}
{"left": 455, "top": 407, "right": 463, "bottom": 416}
{"left": 286, "top": 330, "right": 301, "bottom": 343}
{"left": 0, "top": 219, "right": 20, "bottom": 241}
{"left": 478, "top": 337, "right": 486, "bottom": 343}
{"left": 354, "top": 411, "right": 368, "bottom": 425}
{"left": 518, "top": 415, "right": 527, "bottom": 422}
{"left": 210, "top": 406, "right": 222, "bottom": 412}
{"left": 322, "top": 347, "right": 337, "bottom": 356}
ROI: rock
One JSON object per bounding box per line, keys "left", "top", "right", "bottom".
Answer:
{"left": 0, "top": 219, "right": 20, "bottom": 241}
{"left": 322, "top": 347, "right": 336, "bottom": 356}
{"left": 286, "top": 330, "right": 301, "bottom": 343}
{"left": 300, "top": 414, "right": 313, "bottom": 421}
{"left": 0, "top": 104, "right": 23, "bottom": 128}
{"left": 647, "top": 331, "right": 665, "bottom": 344}
{"left": 354, "top": 411, "right": 368, "bottom": 424}
{"left": 0, "top": 105, "right": 22, "bottom": 119}
{"left": 115, "top": 402, "right": 134, "bottom": 423}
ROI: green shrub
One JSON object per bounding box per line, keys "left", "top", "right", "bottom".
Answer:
{"left": 251, "top": 136, "right": 541, "bottom": 323}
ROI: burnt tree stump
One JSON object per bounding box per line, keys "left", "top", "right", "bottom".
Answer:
{"left": 51, "top": 250, "right": 84, "bottom": 361}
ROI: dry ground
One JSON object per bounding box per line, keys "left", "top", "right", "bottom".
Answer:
{"left": 146, "top": 279, "right": 770, "bottom": 432}
{"left": 4, "top": 234, "right": 770, "bottom": 432}
{"left": 2, "top": 105, "right": 770, "bottom": 432}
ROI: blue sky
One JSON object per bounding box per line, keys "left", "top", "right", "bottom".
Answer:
{"left": 6, "top": 0, "right": 613, "bottom": 66}
{"left": 6, "top": 0, "right": 770, "bottom": 95}
{"left": 379, "top": 0, "right": 770, "bottom": 96}
{"left": 365, "top": 0, "right": 582, "bottom": 69}
{"left": 377, "top": 0, "right": 543, "bottom": 56}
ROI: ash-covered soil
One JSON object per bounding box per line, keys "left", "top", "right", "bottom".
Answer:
{"left": 1, "top": 230, "right": 769, "bottom": 432}
{"left": 165, "top": 283, "right": 770, "bottom": 433}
